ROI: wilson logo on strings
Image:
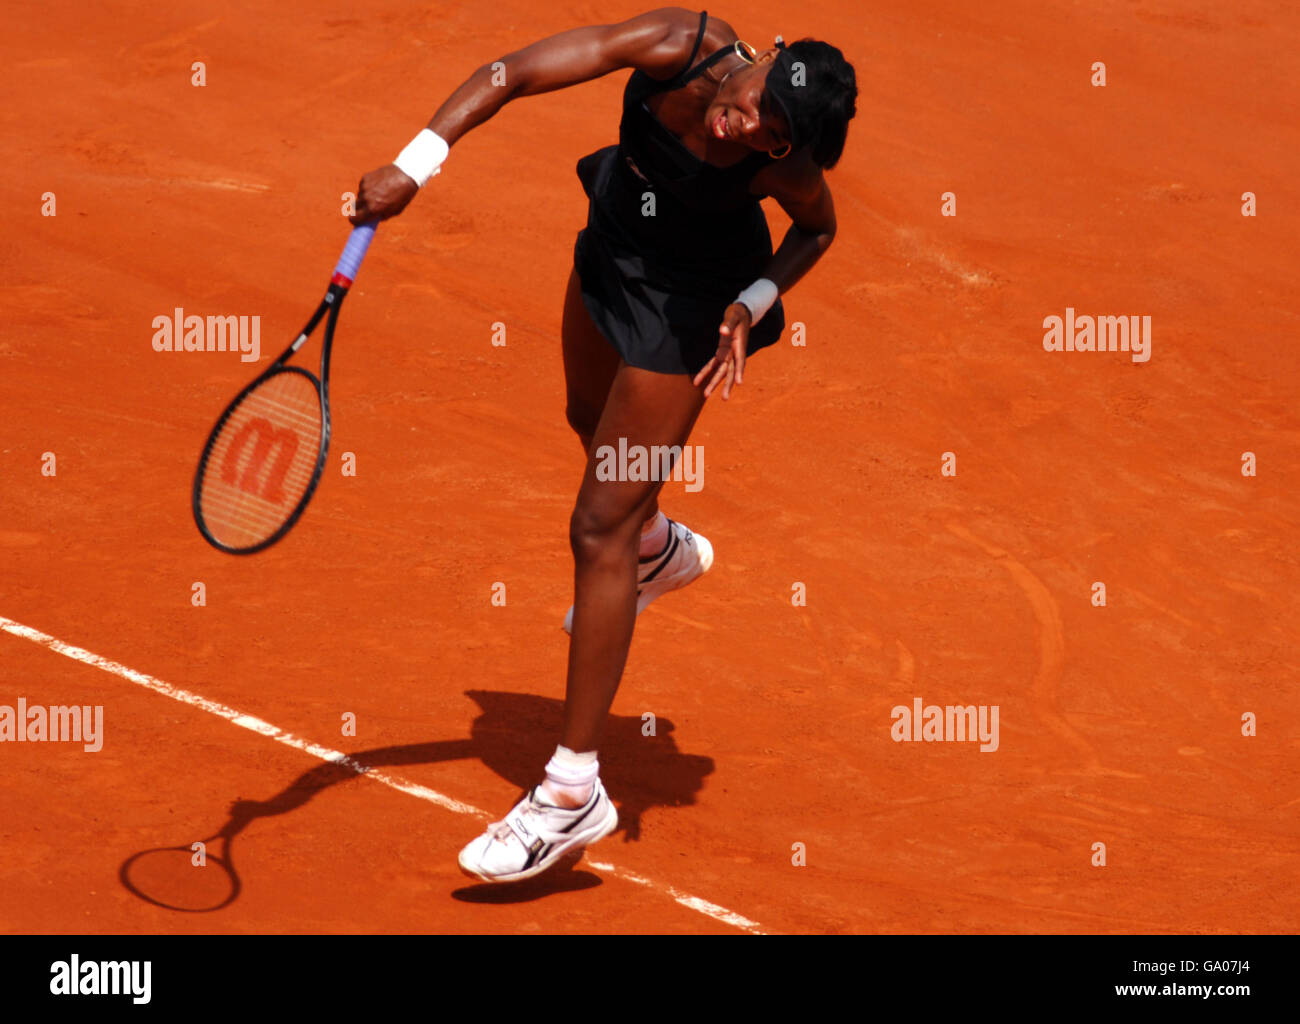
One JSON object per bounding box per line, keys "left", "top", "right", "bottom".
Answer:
{"left": 221, "top": 418, "right": 300, "bottom": 502}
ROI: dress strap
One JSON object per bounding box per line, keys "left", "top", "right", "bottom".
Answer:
{"left": 650, "top": 13, "right": 736, "bottom": 93}
{"left": 675, "top": 11, "right": 709, "bottom": 80}
{"left": 627, "top": 12, "right": 736, "bottom": 104}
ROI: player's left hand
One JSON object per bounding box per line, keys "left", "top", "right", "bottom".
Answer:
{"left": 694, "top": 302, "right": 751, "bottom": 400}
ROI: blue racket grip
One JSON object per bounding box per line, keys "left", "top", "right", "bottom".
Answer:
{"left": 332, "top": 222, "right": 376, "bottom": 285}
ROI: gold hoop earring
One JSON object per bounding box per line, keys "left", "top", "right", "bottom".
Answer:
{"left": 768, "top": 142, "right": 792, "bottom": 159}
{"left": 733, "top": 40, "right": 757, "bottom": 64}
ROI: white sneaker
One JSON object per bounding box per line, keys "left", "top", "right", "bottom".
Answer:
{"left": 457, "top": 780, "right": 619, "bottom": 883}
{"left": 562, "top": 518, "right": 714, "bottom": 634}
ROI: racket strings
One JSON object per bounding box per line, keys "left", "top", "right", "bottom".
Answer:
{"left": 198, "top": 371, "right": 324, "bottom": 550}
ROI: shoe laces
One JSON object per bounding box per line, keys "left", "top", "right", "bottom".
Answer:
{"left": 486, "top": 792, "right": 546, "bottom": 844}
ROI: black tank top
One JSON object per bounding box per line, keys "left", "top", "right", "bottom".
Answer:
{"left": 618, "top": 10, "right": 776, "bottom": 215}
{"left": 575, "top": 10, "right": 777, "bottom": 283}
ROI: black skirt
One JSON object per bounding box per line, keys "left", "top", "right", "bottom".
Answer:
{"left": 573, "top": 145, "right": 785, "bottom": 377}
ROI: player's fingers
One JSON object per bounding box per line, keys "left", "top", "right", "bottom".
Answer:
{"left": 692, "top": 355, "right": 719, "bottom": 388}
{"left": 702, "top": 355, "right": 726, "bottom": 397}
{"left": 703, "top": 352, "right": 731, "bottom": 398}
{"left": 733, "top": 327, "right": 749, "bottom": 387}
{"left": 717, "top": 303, "right": 751, "bottom": 388}
{"left": 720, "top": 355, "right": 737, "bottom": 400}
{"left": 698, "top": 345, "right": 730, "bottom": 392}
{"left": 351, "top": 176, "right": 380, "bottom": 225}
{"left": 349, "top": 195, "right": 368, "bottom": 226}
{"left": 351, "top": 167, "right": 418, "bottom": 225}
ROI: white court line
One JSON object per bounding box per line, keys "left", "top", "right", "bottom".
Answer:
{"left": 0, "top": 614, "right": 766, "bottom": 935}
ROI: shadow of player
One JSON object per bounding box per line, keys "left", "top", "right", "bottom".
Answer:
{"left": 120, "top": 689, "right": 713, "bottom": 908}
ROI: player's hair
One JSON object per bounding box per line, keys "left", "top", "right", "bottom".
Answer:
{"left": 767, "top": 39, "right": 858, "bottom": 169}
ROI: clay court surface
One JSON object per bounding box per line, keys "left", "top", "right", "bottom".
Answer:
{"left": 2, "top": 0, "right": 1296, "bottom": 934}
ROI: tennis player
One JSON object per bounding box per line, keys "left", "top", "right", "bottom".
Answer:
{"left": 350, "top": 8, "right": 857, "bottom": 882}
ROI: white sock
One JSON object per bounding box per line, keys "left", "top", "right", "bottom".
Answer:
{"left": 539, "top": 745, "right": 599, "bottom": 808}
{"left": 639, "top": 512, "right": 670, "bottom": 559}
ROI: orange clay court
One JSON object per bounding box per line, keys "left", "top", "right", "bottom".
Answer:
{"left": 1, "top": 0, "right": 1296, "bottom": 934}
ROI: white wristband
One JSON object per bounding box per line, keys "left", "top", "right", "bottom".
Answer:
{"left": 735, "top": 278, "right": 779, "bottom": 324}
{"left": 393, "top": 129, "right": 449, "bottom": 187}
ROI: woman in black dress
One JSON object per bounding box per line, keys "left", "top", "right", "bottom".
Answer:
{"left": 351, "top": 7, "right": 857, "bottom": 882}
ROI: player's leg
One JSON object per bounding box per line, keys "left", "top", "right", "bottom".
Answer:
{"left": 561, "top": 267, "right": 661, "bottom": 528}
{"left": 560, "top": 267, "right": 619, "bottom": 453}
{"left": 458, "top": 362, "right": 707, "bottom": 883}
{"left": 560, "top": 268, "right": 713, "bottom": 639}
{"left": 561, "top": 363, "right": 707, "bottom": 753}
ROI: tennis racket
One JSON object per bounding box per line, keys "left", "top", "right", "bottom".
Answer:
{"left": 192, "top": 223, "right": 376, "bottom": 554}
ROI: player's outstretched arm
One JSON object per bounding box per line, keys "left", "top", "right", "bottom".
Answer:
{"left": 350, "top": 7, "right": 703, "bottom": 224}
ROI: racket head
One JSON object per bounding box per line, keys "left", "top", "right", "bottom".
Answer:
{"left": 193, "top": 364, "right": 330, "bottom": 554}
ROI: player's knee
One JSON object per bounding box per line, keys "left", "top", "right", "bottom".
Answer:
{"left": 569, "top": 500, "right": 638, "bottom": 567}
{"left": 564, "top": 401, "right": 598, "bottom": 442}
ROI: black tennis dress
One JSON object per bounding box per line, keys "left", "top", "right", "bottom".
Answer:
{"left": 573, "top": 10, "right": 785, "bottom": 376}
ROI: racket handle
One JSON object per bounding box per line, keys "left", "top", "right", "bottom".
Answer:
{"left": 332, "top": 223, "right": 376, "bottom": 287}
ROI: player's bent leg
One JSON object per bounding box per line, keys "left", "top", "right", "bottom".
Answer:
{"left": 559, "top": 357, "right": 713, "bottom": 635}
{"left": 562, "top": 363, "right": 708, "bottom": 752}
{"left": 457, "top": 365, "right": 707, "bottom": 883}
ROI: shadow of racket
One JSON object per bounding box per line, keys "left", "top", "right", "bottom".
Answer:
{"left": 119, "top": 800, "right": 260, "bottom": 913}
